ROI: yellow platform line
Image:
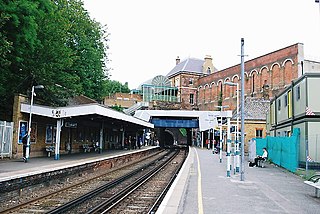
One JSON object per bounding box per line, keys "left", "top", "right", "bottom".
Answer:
{"left": 194, "top": 148, "right": 204, "bottom": 214}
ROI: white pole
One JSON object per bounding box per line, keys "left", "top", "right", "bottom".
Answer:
{"left": 201, "top": 131, "right": 204, "bottom": 149}
{"left": 227, "top": 117, "right": 231, "bottom": 177}
{"left": 236, "top": 83, "right": 240, "bottom": 173}
{"left": 219, "top": 114, "right": 222, "bottom": 163}
{"left": 54, "top": 119, "right": 62, "bottom": 160}
{"left": 240, "top": 38, "right": 245, "bottom": 181}
{"left": 100, "top": 122, "right": 104, "bottom": 153}
{"left": 233, "top": 133, "right": 236, "bottom": 174}
{"left": 207, "top": 129, "right": 210, "bottom": 149}
{"left": 26, "top": 86, "right": 35, "bottom": 161}
{"left": 212, "top": 129, "right": 215, "bottom": 153}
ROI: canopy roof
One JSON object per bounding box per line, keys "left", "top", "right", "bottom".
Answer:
{"left": 21, "top": 103, "right": 154, "bottom": 128}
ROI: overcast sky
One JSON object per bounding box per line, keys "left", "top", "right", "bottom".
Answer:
{"left": 83, "top": 0, "right": 320, "bottom": 89}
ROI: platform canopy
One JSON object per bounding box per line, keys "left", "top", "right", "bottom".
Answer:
{"left": 134, "top": 110, "right": 232, "bottom": 131}
{"left": 21, "top": 103, "right": 154, "bottom": 129}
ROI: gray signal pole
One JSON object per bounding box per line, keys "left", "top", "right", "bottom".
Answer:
{"left": 240, "top": 38, "right": 245, "bottom": 181}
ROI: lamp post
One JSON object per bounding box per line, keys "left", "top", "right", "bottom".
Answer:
{"left": 26, "top": 85, "right": 44, "bottom": 161}
{"left": 240, "top": 38, "right": 245, "bottom": 181}
{"left": 215, "top": 105, "right": 229, "bottom": 164}
{"left": 224, "top": 82, "right": 240, "bottom": 173}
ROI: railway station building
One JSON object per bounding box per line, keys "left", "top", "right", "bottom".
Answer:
{"left": 9, "top": 94, "right": 153, "bottom": 160}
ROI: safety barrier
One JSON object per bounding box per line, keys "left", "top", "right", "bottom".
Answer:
{"left": 255, "top": 128, "right": 300, "bottom": 173}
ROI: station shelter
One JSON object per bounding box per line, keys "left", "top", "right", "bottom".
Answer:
{"left": 12, "top": 95, "right": 154, "bottom": 160}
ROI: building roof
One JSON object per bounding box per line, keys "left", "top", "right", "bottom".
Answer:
{"left": 166, "top": 58, "right": 207, "bottom": 78}
{"left": 233, "top": 97, "right": 270, "bottom": 121}
{"left": 68, "top": 95, "right": 98, "bottom": 106}
{"left": 21, "top": 103, "right": 154, "bottom": 128}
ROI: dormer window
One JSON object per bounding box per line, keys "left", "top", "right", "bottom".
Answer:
{"left": 207, "top": 67, "right": 211, "bottom": 74}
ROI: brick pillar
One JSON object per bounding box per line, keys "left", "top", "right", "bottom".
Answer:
{"left": 12, "top": 94, "right": 28, "bottom": 158}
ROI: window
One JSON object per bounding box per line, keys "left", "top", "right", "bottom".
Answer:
{"left": 284, "top": 95, "right": 288, "bottom": 107}
{"left": 175, "top": 78, "right": 180, "bottom": 87}
{"left": 278, "top": 99, "right": 281, "bottom": 111}
{"left": 252, "top": 74, "right": 255, "bottom": 94}
{"left": 284, "top": 131, "right": 291, "bottom": 137}
{"left": 256, "top": 129, "right": 263, "bottom": 138}
{"left": 296, "top": 86, "right": 300, "bottom": 100}
{"left": 207, "top": 67, "right": 211, "bottom": 74}
{"left": 190, "top": 94, "right": 194, "bottom": 105}
{"left": 288, "top": 90, "right": 292, "bottom": 118}
{"left": 189, "top": 78, "right": 194, "bottom": 85}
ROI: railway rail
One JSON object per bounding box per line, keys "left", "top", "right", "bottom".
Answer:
{"left": 0, "top": 149, "right": 165, "bottom": 213}
{"left": 0, "top": 146, "right": 187, "bottom": 214}
{"left": 88, "top": 147, "right": 187, "bottom": 214}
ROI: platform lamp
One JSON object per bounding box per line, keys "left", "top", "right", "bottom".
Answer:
{"left": 240, "top": 38, "right": 245, "bottom": 181}
{"left": 224, "top": 82, "right": 240, "bottom": 173}
{"left": 215, "top": 105, "right": 229, "bottom": 163}
{"left": 26, "top": 85, "right": 44, "bottom": 161}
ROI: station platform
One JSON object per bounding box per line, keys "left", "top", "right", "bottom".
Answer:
{"left": 0, "top": 146, "right": 156, "bottom": 183}
{"left": 158, "top": 147, "right": 320, "bottom": 214}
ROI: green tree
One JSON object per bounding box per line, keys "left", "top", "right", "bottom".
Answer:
{"left": 110, "top": 104, "right": 124, "bottom": 112}
{"left": 0, "top": 0, "right": 49, "bottom": 119}
{"left": 57, "top": 0, "right": 109, "bottom": 101}
{"left": 0, "top": 0, "right": 110, "bottom": 119}
{"left": 102, "top": 80, "right": 130, "bottom": 98}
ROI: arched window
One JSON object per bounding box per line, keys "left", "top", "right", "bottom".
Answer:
{"left": 252, "top": 74, "right": 255, "bottom": 95}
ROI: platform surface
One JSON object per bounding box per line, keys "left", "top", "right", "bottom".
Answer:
{"left": 158, "top": 147, "right": 320, "bottom": 214}
{"left": 0, "top": 147, "right": 154, "bottom": 182}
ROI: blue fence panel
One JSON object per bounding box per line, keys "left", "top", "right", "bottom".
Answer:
{"left": 255, "top": 128, "right": 300, "bottom": 172}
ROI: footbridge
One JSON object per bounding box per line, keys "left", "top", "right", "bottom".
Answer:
{"left": 134, "top": 110, "right": 232, "bottom": 147}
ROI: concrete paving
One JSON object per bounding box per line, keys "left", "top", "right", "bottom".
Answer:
{"left": 158, "top": 147, "right": 320, "bottom": 214}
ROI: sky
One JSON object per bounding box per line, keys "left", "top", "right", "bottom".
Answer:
{"left": 82, "top": 0, "right": 320, "bottom": 89}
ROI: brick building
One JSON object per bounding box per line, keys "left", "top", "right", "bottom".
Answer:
{"left": 194, "top": 43, "right": 320, "bottom": 150}
{"left": 103, "top": 92, "right": 142, "bottom": 109}
{"left": 166, "top": 55, "right": 217, "bottom": 110}
{"left": 196, "top": 43, "right": 306, "bottom": 111}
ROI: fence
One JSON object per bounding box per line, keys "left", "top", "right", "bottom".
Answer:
{"left": 0, "top": 121, "right": 14, "bottom": 158}
{"left": 255, "top": 128, "right": 300, "bottom": 173}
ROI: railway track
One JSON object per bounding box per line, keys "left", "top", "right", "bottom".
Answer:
{"left": 1, "top": 147, "right": 187, "bottom": 213}
{"left": 58, "top": 146, "right": 187, "bottom": 214}
{"left": 0, "top": 149, "right": 169, "bottom": 213}
{"left": 89, "top": 147, "right": 187, "bottom": 214}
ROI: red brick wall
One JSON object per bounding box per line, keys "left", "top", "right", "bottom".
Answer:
{"left": 197, "top": 43, "right": 300, "bottom": 110}
{"left": 178, "top": 73, "right": 200, "bottom": 110}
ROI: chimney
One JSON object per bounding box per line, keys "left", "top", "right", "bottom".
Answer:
{"left": 203, "top": 55, "right": 213, "bottom": 74}
{"left": 204, "top": 55, "right": 212, "bottom": 63}
{"left": 176, "top": 56, "right": 180, "bottom": 65}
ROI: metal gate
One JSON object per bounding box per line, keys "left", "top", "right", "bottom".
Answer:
{"left": 0, "top": 121, "right": 13, "bottom": 158}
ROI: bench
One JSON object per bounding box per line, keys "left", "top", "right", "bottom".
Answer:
{"left": 93, "top": 143, "right": 100, "bottom": 153}
{"left": 82, "top": 144, "right": 92, "bottom": 153}
{"left": 304, "top": 181, "right": 320, "bottom": 197}
{"left": 45, "top": 146, "right": 55, "bottom": 157}
{"left": 256, "top": 158, "right": 266, "bottom": 168}
{"left": 304, "top": 174, "right": 320, "bottom": 198}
